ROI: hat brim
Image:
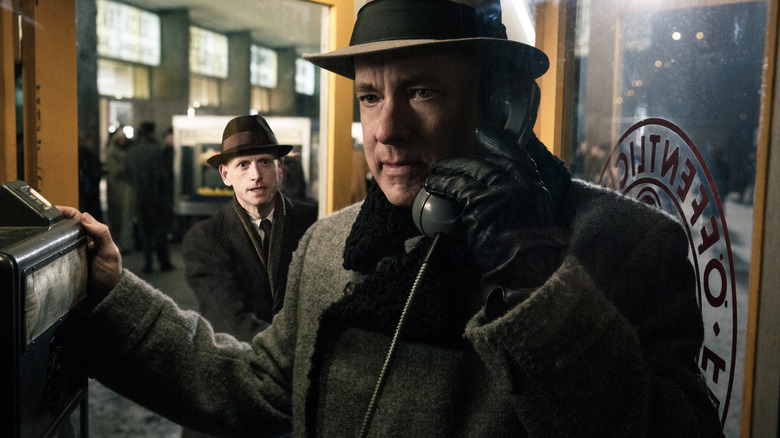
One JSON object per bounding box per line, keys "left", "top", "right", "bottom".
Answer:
{"left": 206, "top": 144, "right": 293, "bottom": 167}
{"left": 304, "top": 38, "right": 549, "bottom": 80}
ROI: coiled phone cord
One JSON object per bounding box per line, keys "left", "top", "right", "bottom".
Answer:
{"left": 357, "top": 233, "right": 443, "bottom": 438}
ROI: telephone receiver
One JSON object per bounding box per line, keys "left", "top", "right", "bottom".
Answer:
{"left": 412, "top": 77, "right": 541, "bottom": 238}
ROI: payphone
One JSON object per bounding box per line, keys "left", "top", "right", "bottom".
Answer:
{"left": 0, "top": 180, "right": 89, "bottom": 437}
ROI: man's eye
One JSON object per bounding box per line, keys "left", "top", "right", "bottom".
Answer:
{"left": 260, "top": 159, "right": 270, "bottom": 165}
{"left": 358, "top": 94, "right": 379, "bottom": 104}
{"left": 414, "top": 89, "right": 436, "bottom": 99}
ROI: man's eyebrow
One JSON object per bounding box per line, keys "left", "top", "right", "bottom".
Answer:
{"left": 354, "top": 82, "right": 377, "bottom": 94}
{"left": 354, "top": 73, "right": 442, "bottom": 94}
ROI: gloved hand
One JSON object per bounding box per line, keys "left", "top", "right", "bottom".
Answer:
{"left": 423, "top": 126, "right": 569, "bottom": 318}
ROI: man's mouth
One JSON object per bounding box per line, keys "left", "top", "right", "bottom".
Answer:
{"left": 381, "top": 161, "right": 426, "bottom": 176}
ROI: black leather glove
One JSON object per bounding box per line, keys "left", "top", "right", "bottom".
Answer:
{"left": 424, "top": 126, "right": 569, "bottom": 318}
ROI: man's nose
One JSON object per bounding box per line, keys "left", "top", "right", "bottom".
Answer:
{"left": 249, "top": 162, "right": 262, "bottom": 179}
{"left": 374, "top": 96, "right": 410, "bottom": 146}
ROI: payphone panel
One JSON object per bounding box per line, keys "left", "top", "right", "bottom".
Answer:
{"left": 0, "top": 180, "right": 89, "bottom": 437}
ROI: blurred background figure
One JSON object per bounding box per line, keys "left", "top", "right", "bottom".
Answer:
{"left": 279, "top": 153, "right": 317, "bottom": 208}
{"left": 161, "top": 126, "right": 178, "bottom": 241}
{"left": 105, "top": 128, "right": 134, "bottom": 253}
{"left": 126, "top": 121, "right": 174, "bottom": 273}
{"left": 78, "top": 132, "right": 103, "bottom": 221}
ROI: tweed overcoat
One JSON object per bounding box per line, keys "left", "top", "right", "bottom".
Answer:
{"left": 86, "top": 180, "right": 723, "bottom": 437}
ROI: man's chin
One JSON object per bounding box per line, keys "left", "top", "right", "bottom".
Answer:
{"left": 382, "top": 186, "right": 419, "bottom": 208}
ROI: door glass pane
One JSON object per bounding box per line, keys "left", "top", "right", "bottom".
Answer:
{"left": 79, "top": 0, "right": 330, "bottom": 434}
{"left": 571, "top": 1, "right": 767, "bottom": 435}
{"left": 89, "top": 0, "right": 328, "bottom": 222}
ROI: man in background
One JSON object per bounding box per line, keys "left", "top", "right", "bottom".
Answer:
{"left": 182, "top": 115, "right": 317, "bottom": 341}
{"left": 126, "top": 121, "right": 174, "bottom": 273}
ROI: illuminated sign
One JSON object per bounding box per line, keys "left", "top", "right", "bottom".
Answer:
{"left": 295, "top": 58, "right": 315, "bottom": 96}
{"left": 251, "top": 45, "right": 278, "bottom": 88}
{"left": 190, "top": 27, "right": 229, "bottom": 79}
{"left": 96, "top": 0, "right": 160, "bottom": 66}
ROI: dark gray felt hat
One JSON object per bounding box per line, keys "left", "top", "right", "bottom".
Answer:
{"left": 303, "top": 0, "right": 549, "bottom": 80}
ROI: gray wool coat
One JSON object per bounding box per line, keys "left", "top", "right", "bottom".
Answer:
{"left": 86, "top": 180, "right": 723, "bottom": 437}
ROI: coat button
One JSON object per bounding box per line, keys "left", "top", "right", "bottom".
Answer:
{"left": 342, "top": 281, "right": 355, "bottom": 297}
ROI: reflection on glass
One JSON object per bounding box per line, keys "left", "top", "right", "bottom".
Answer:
{"left": 572, "top": 2, "right": 768, "bottom": 435}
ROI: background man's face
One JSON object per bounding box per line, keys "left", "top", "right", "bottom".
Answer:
{"left": 355, "top": 52, "right": 483, "bottom": 207}
{"left": 220, "top": 152, "right": 284, "bottom": 218}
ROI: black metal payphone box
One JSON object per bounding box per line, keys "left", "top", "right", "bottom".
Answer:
{"left": 0, "top": 180, "right": 89, "bottom": 437}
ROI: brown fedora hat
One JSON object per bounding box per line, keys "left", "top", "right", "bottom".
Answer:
{"left": 303, "top": 0, "right": 549, "bottom": 80}
{"left": 206, "top": 115, "right": 293, "bottom": 167}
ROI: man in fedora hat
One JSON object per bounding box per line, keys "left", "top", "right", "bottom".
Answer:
{"left": 179, "top": 115, "right": 317, "bottom": 438}
{"left": 61, "top": 0, "right": 722, "bottom": 436}
{"left": 182, "top": 115, "right": 317, "bottom": 345}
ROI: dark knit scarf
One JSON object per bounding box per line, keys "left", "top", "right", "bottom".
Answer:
{"left": 325, "top": 181, "right": 482, "bottom": 348}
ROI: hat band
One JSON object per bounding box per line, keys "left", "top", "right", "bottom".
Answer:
{"left": 222, "top": 131, "right": 277, "bottom": 152}
{"left": 350, "top": 0, "right": 507, "bottom": 46}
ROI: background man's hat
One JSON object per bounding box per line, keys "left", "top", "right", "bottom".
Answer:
{"left": 303, "top": 0, "right": 549, "bottom": 80}
{"left": 207, "top": 115, "right": 293, "bottom": 167}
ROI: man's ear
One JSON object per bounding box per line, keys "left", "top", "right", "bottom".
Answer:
{"left": 219, "top": 164, "right": 232, "bottom": 186}
{"left": 277, "top": 157, "right": 285, "bottom": 179}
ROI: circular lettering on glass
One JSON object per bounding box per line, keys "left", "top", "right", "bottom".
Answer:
{"left": 597, "top": 118, "right": 736, "bottom": 425}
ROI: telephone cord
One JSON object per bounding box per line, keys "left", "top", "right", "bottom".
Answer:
{"left": 357, "top": 233, "right": 443, "bottom": 438}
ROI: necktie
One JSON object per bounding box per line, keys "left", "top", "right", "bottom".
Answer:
{"left": 260, "top": 219, "right": 272, "bottom": 259}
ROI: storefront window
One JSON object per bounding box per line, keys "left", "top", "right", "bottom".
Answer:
{"left": 189, "top": 75, "right": 220, "bottom": 108}
{"left": 97, "top": 59, "right": 150, "bottom": 99}
{"left": 571, "top": 1, "right": 768, "bottom": 435}
{"left": 85, "top": 0, "right": 329, "bottom": 223}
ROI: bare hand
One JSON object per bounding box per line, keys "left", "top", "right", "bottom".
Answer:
{"left": 57, "top": 206, "right": 123, "bottom": 303}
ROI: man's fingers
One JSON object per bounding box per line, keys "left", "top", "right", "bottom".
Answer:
{"left": 80, "top": 212, "right": 112, "bottom": 245}
{"left": 55, "top": 206, "right": 122, "bottom": 302}
{"left": 56, "top": 205, "right": 82, "bottom": 220}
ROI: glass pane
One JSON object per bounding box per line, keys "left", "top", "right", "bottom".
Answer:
{"left": 79, "top": 1, "right": 330, "bottom": 434}
{"left": 572, "top": 1, "right": 767, "bottom": 435}
{"left": 89, "top": 0, "right": 328, "bottom": 223}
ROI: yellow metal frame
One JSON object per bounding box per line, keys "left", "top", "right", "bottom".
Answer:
{"left": 0, "top": 0, "right": 79, "bottom": 206}
{"left": 534, "top": 1, "right": 576, "bottom": 162}
{"left": 310, "top": 0, "right": 354, "bottom": 215}
{"left": 743, "top": 1, "right": 779, "bottom": 436}
{"left": 1, "top": 2, "right": 18, "bottom": 181}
